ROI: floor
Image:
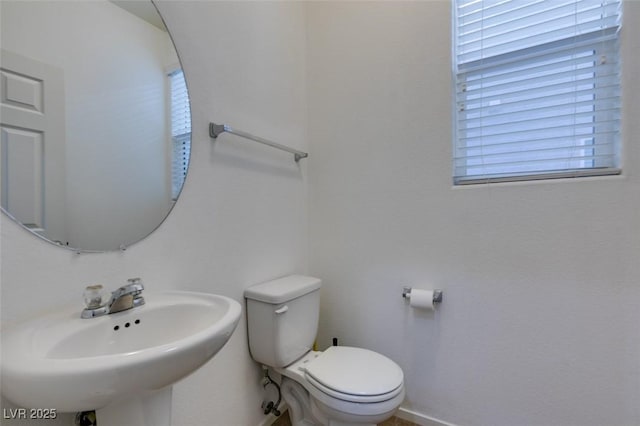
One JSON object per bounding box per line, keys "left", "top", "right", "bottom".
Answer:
{"left": 272, "top": 411, "right": 418, "bottom": 426}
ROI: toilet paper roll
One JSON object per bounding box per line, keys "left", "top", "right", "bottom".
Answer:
{"left": 408, "top": 289, "right": 435, "bottom": 310}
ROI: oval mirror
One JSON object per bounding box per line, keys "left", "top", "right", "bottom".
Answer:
{"left": 0, "top": 0, "right": 191, "bottom": 252}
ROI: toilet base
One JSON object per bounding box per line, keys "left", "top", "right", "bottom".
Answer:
{"left": 280, "top": 377, "right": 395, "bottom": 426}
{"left": 281, "top": 377, "right": 323, "bottom": 426}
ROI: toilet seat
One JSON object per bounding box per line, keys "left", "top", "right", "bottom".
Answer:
{"left": 304, "top": 346, "right": 404, "bottom": 403}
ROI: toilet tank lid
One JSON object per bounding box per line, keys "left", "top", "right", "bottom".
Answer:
{"left": 244, "top": 275, "right": 321, "bottom": 304}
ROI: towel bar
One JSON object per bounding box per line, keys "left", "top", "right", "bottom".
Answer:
{"left": 209, "top": 122, "right": 308, "bottom": 163}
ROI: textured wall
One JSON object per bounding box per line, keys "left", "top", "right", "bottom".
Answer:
{"left": 0, "top": 2, "right": 308, "bottom": 425}
{"left": 306, "top": 2, "right": 640, "bottom": 425}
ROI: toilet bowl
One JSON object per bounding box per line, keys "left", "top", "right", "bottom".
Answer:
{"left": 245, "top": 275, "right": 405, "bottom": 426}
{"left": 278, "top": 348, "right": 405, "bottom": 426}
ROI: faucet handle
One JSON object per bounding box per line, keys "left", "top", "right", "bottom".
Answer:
{"left": 125, "top": 278, "right": 144, "bottom": 291}
{"left": 83, "top": 284, "right": 107, "bottom": 309}
{"left": 110, "top": 279, "right": 144, "bottom": 301}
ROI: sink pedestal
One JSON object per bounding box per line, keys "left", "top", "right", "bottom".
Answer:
{"left": 95, "top": 387, "right": 172, "bottom": 426}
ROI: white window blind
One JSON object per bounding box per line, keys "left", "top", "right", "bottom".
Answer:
{"left": 170, "top": 69, "right": 191, "bottom": 199}
{"left": 453, "top": 0, "right": 622, "bottom": 184}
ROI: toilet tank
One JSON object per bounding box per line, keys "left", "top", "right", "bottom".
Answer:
{"left": 245, "top": 275, "right": 321, "bottom": 368}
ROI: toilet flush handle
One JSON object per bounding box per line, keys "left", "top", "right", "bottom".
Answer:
{"left": 274, "top": 305, "right": 289, "bottom": 315}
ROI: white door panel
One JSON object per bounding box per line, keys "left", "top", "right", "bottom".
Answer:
{"left": 1, "top": 127, "right": 43, "bottom": 229}
{"left": 1, "top": 68, "right": 44, "bottom": 112}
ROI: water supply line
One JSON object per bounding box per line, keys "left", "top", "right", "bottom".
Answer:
{"left": 261, "top": 367, "right": 282, "bottom": 417}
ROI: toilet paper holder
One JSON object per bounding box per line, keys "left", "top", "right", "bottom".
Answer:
{"left": 402, "top": 286, "right": 443, "bottom": 304}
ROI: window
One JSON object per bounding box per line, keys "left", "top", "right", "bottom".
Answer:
{"left": 453, "top": 0, "right": 622, "bottom": 184}
{"left": 169, "top": 69, "right": 191, "bottom": 199}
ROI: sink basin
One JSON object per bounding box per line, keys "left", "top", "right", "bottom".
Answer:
{"left": 1, "top": 291, "right": 241, "bottom": 418}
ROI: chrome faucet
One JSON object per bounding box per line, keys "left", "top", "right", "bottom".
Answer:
{"left": 81, "top": 278, "right": 145, "bottom": 318}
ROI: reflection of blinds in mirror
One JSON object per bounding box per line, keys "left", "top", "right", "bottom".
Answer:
{"left": 170, "top": 69, "right": 191, "bottom": 200}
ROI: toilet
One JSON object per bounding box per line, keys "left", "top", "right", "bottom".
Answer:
{"left": 245, "top": 275, "right": 405, "bottom": 426}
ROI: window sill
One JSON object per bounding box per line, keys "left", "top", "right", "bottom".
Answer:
{"left": 453, "top": 168, "right": 622, "bottom": 186}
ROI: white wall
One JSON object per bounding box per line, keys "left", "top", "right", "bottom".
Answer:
{"left": 307, "top": 2, "right": 640, "bottom": 426}
{"left": 0, "top": 1, "right": 307, "bottom": 425}
{"left": 1, "top": 1, "right": 174, "bottom": 250}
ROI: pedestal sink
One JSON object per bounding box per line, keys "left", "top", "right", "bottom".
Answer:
{"left": 1, "top": 291, "right": 241, "bottom": 426}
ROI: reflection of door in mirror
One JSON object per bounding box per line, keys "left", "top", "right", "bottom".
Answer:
{"left": 1, "top": 49, "right": 66, "bottom": 244}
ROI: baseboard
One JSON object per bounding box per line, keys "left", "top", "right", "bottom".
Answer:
{"left": 257, "top": 403, "right": 454, "bottom": 426}
{"left": 397, "top": 406, "right": 459, "bottom": 426}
